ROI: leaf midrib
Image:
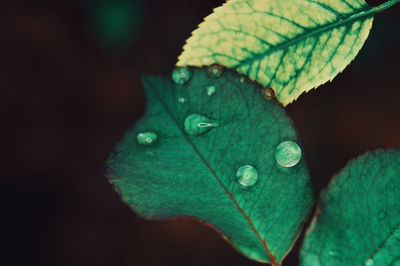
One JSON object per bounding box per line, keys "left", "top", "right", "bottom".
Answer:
{"left": 232, "top": 6, "right": 376, "bottom": 68}
{"left": 149, "top": 81, "right": 279, "bottom": 265}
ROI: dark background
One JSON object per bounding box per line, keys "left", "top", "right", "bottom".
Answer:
{"left": 2, "top": 0, "right": 399, "bottom": 265}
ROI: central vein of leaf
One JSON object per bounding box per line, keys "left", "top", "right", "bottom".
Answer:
{"left": 233, "top": 6, "right": 376, "bottom": 68}
{"left": 151, "top": 86, "right": 279, "bottom": 265}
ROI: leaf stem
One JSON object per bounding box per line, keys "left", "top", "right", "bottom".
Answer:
{"left": 372, "top": 0, "right": 400, "bottom": 13}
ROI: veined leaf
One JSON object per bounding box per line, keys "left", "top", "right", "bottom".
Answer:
{"left": 177, "top": 0, "right": 400, "bottom": 106}
{"left": 107, "top": 67, "right": 314, "bottom": 265}
{"left": 300, "top": 149, "right": 400, "bottom": 266}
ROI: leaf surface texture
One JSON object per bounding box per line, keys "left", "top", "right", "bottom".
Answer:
{"left": 107, "top": 68, "right": 314, "bottom": 264}
{"left": 301, "top": 149, "right": 400, "bottom": 266}
{"left": 178, "top": 0, "right": 376, "bottom": 105}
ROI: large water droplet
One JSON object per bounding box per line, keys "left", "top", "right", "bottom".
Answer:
{"left": 137, "top": 131, "right": 158, "bottom": 145}
{"left": 206, "top": 85, "right": 216, "bottom": 96}
{"left": 207, "top": 64, "right": 224, "bottom": 78}
{"left": 262, "top": 88, "right": 275, "bottom": 100}
{"left": 184, "top": 114, "right": 218, "bottom": 136}
{"left": 172, "top": 67, "right": 191, "bottom": 85}
{"left": 236, "top": 165, "right": 258, "bottom": 187}
{"left": 275, "top": 141, "right": 302, "bottom": 168}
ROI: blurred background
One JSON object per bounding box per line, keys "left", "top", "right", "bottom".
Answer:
{"left": 1, "top": 0, "right": 399, "bottom": 265}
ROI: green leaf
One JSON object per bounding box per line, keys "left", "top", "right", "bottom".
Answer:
{"left": 107, "top": 67, "right": 314, "bottom": 265}
{"left": 177, "top": 0, "right": 400, "bottom": 106}
{"left": 300, "top": 149, "right": 400, "bottom": 266}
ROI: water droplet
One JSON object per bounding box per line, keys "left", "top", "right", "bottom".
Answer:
{"left": 172, "top": 67, "right": 191, "bottom": 85}
{"left": 206, "top": 85, "right": 216, "bottom": 96}
{"left": 207, "top": 64, "right": 224, "bottom": 78}
{"left": 262, "top": 88, "right": 275, "bottom": 100}
{"left": 236, "top": 165, "right": 258, "bottom": 187}
{"left": 178, "top": 97, "right": 186, "bottom": 103}
{"left": 137, "top": 132, "right": 158, "bottom": 145}
{"left": 239, "top": 76, "right": 246, "bottom": 83}
{"left": 275, "top": 141, "right": 302, "bottom": 168}
{"left": 184, "top": 114, "right": 218, "bottom": 136}
{"left": 328, "top": 249, "right": 341, "bottom": 258}
{"left": 365, "top": 259, "right": 374, "bottom": 266}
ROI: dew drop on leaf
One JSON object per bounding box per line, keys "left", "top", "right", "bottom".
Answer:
{"left": 184, "top": 113, "right": 218, "bottom": 136}
{"left": 275, "top": 141, "right": 302, "bottom": 168}
{"left": 207, "top": 64, "right": 224, "bottom": 78}
{"left": 206, "top": 85, "right": 216, "bottom": 96}
{"left": 262, "top": 88, "right": 275, "bottom": 100}
{"left": 236, "top": 165, "right": 258, "bottom": 187}
{"left": 178, "top": 97, "right": 186, "bottom": 103}
{"left": 137, "top": 132, "right": 158, "bottom": 145}
{"left": 239, "top": 76, "right": 246, "bottom": 83}
{"left": 172, "top": 67, "right": 192, "bottom": 85}
{"left": 328, "top": 250, "right": 338, "bottom": 256}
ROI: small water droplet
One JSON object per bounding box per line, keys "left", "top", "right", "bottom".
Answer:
{"left": 206, "top": 85, "right": 216, "bottom": 96}
{"left": 172, "top": 67, "right": 192, "bottom": 85}
{"left": 275, "top": 141, "right": 302, "bottom": 168}
{"left": 239, "top": 76, "right": 246, "bottom": 83}
{"left": 262, "top": 88, "right": 275, "bottom": 100}
{"left": 365, "top": 258, "right": 374, "bottom": 266}
{"left": 207, "top": 64, "right": 224, "bottom": 78}
{"left": 178, "top": 97, "right": 186, "bottom": 103}
{"left": 184, "top": 114, "right": 218, "bottom": 136}
{"left": 137, "top": 132, "right": 158, "bottom": 145}
{"left": 236, "top": 165, "right": 258, "bottom": 187}
{"left": 328, "top": 249, "right": 341, "bottom": 258}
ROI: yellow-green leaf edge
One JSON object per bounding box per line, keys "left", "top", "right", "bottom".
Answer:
{"left": 177, "top": 0, "right": 400, "bottom": 106}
